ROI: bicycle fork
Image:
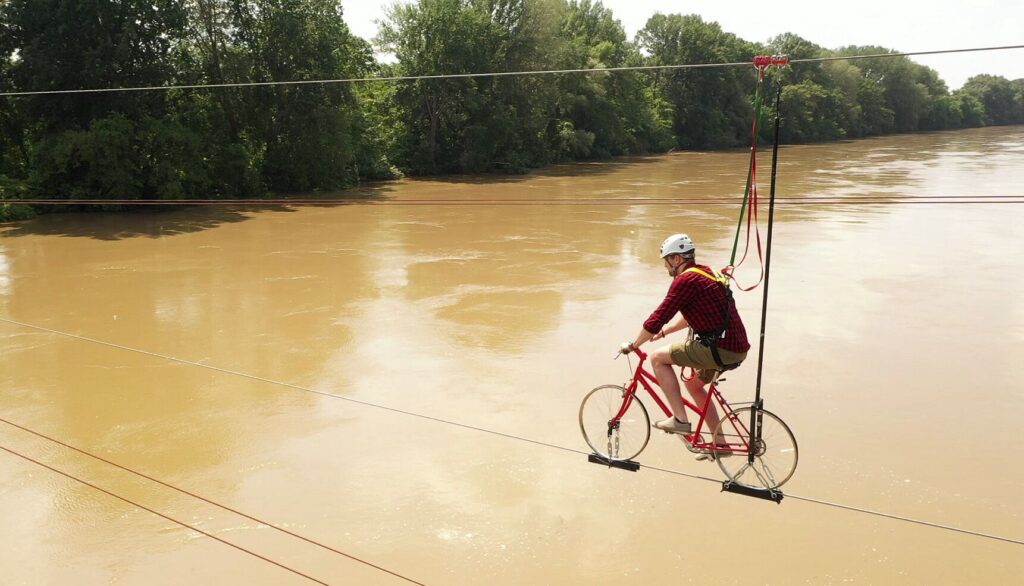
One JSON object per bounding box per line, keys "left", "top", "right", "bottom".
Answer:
{"left": 606, "top": 420, "right": 621, "bottom": 459}
{"left": 724, "top": 399, "right": 781, "bottom": 496}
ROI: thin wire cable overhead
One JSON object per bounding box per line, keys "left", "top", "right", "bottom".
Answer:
{"left": 8, "top": 195, "right": 1024, "bottom": 206}
{"left": 0, "top": 416, "right": 427, "bottom": 586}
{"left": 1, "top": 44, "right": 1022, "bottom": 97}
{"left": 2, "top": 316, "right": 1022, "bottom": 547}
{"left": 0, "top": 445, "right": 330, "bottom": 585}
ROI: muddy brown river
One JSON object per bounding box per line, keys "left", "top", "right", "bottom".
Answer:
{"left": 2, "top": 126, "right": 1023, "bottom": 584}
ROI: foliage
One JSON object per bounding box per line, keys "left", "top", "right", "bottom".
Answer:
{"left": 0, "top": 175, "right": 34, "bottom": 221}
{"left": 2, "top": 0, "right": 187, "bottom": 132}
{"left": 0, "top": 0, "right": 1021, "bottom": 205}
{"left": 557, "top": 1, "right": 672, "bottom": 157}
{"left": 637, "top": 14, "right": 757, "bottom": 149}
{"left": 778, "top": 80, "right": 844, "bottom": 143}
{"left": 958, "top": 74, "right": 1024, "bottom": 126}
{"left": 377, "top": 0, "right": 501, "bottom": 173}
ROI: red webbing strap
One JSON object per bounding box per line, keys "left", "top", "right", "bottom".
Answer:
{"left": 723, "top": 55, "right": 787, "bottom": 291}
{"left": 723, "top": 59, "right": 772, "bottom": 292}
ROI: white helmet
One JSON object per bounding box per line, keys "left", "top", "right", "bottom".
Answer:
{"left": 659, "top": 233, "right": 695, "bottom": 258}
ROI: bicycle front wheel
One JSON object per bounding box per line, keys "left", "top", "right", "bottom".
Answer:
{"left": 579, "top": 385, "right": 651, "bottom": 461}
{"left": 713, "top": 407, "right": 798, "bottom": 489}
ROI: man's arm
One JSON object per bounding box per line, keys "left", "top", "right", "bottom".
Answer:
{"left": 658, "top": 315, "right": 690, "bottom": 339}
{"left": 627, "top": 327, "right": 657, "bottom": 351}
{"left": 624, "top": 276, "right": 690, "bottom": 352}
{"left": 628, "top": 314, "right": 688, "bottom": 350}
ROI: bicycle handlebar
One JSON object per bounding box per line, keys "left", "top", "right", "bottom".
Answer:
{"left": 617, "top": 343, "right": 647, "bottom": 361}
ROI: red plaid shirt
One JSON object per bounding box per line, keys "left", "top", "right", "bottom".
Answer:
{"left": 643, "top": 264, "right": 750, "bottom": 353}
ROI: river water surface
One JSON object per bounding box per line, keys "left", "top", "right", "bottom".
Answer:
{"left": 2, "top": 126, "right": 1023, "bottom": 585}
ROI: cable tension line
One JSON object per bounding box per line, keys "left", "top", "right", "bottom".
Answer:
{"left": 1, "top": 44, "right": 1022, "bottom": 97}
{"left": 2, "top": 316, "right": 1023, "bottom": 546}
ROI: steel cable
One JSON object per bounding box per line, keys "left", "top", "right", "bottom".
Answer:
{"left": 1, "top": 45, "right": 1022, "bottom": 97}
{"left": 1, "top": 317, "right": 1022, "bottom": 547}
{"left": 0, "top": 444, "right": 331, "bottom": 585}
{"left": 6, "top": 195, "right": 1024, "bottom": 207}
{"left": 0, "top": 415, "right": 426, "bottom": 585}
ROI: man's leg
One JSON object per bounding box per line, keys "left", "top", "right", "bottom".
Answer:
{"left": 683, "top": 374, "right": 723, "bottom": 443}
{"left": 650, "top": 346, "right": 688, "bottom": 422}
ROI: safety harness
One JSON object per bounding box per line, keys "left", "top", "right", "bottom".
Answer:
{"left": 683, "top": 266, "right": 742, "bottom": 371}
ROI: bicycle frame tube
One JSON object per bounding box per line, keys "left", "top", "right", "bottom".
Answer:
{"left": 619, "top": 349, "right": 751, "bottom": 452}
{"left": 633, "top": 366, "right": 671, "bottom": 416}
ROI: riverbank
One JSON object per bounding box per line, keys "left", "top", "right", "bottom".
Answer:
{"left": 4, "top": 123, "right": 1023, "bottom": 223}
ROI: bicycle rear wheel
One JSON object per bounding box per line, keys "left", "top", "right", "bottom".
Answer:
{"left": 712, "top": 407, "right": 798, "bottom": 489}
{"left": 579, "top": 385, "right": 651, "bottom": 461}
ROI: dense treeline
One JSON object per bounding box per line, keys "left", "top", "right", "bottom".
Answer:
{"left": 2, "top": 0, "right": 1023, "bottom": 219}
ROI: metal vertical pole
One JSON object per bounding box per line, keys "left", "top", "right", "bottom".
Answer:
{"left": 747, "top": 76, "right": 783, "bottom": 463}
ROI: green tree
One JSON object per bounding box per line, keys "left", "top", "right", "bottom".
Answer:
{"left": 378, "top": 0, "right": 571, "bottom": 173}
{"left": 820, "top": 60, "right": 867, "bottom": 137}
{"left": 778, "top": 80, "right": 844, "bottom": 143}
{"left": 854, "top": 74, "right": 894, "bottom": 135}
{"left": 1014, "top": 79, "right": 1024, "bottom": 124}
{"left": 637, "top": 14, "right": 756, "bottom": 149}
{"left": 556, "top": 0, "right": 670, "bottom": 158}
{"left": 768, "top": 33, "right": 829, "bottom": 87}
{"left": 920, "top": 94, "right": 962, "bottom": 130}
{"left": 377, "top": 0, "right": 499, "bottom": 173}
{"left": 229, "top": 0, "right": 383, "bottom": 190}
{"left": 960, "top": 74, "right": 1023, "bottom": 125}
{"left": 2, "top": 0, "right": 186, "bottom": 132}
{"left": 0, "top": 20, "right": 29, "bottom": 187}
{"left": 765, "top": 36, "right": 872, "bottom": 140}
{"left": 2, "top": 0, "right": 193, "bottom": 202}
{"left": 3, "top": 0, "right": 1020, "bottom": 212}
{"left": 469, "top": 0, "right": 564, "bottom": 170}
{"left": 953, "top": 91, "right": 986, "bottom": 128}
{"left": 835, "top": 46, "right": 954, "bottom": 133}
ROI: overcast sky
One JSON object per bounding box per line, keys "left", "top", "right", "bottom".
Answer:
{"left": 343, "top": 0, "right": 1024, "bottom": 90}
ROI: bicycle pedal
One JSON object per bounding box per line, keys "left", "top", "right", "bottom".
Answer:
{"left": 677, "top": 435, "right": 704, "bottom": 453}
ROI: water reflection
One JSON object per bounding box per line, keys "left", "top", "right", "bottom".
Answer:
{"left": 0, "top": 244, "right": 9, "bottom": 298}
{"left": 0, "top": 207, "right": 263, "bottom": 241}
{"left": 1, "top": 125, "right": 1023, "bottom": 584}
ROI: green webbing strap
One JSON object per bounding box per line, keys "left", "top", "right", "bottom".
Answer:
{"left": 729, "top": 71, "right": 767, "bottom": 266}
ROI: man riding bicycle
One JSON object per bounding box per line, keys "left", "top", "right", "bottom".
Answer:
{"left": 621, "top": 234, "right": 750, "bottom": 445}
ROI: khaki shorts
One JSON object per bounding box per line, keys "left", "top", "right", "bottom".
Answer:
{"left": 670, "top": 338, "right": 747, "bottom": 383}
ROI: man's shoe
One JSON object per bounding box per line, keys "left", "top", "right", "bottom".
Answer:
{"left": 654, "top": 417, "right": 692, "bottom": 434}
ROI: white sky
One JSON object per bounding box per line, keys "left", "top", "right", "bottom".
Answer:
{"left": 343, "top": 0, "right": 1024, "bottom": 90}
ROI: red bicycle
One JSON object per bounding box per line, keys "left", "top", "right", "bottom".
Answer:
{"left": 579, "top": 346, "right": 798, "bottom": 490}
